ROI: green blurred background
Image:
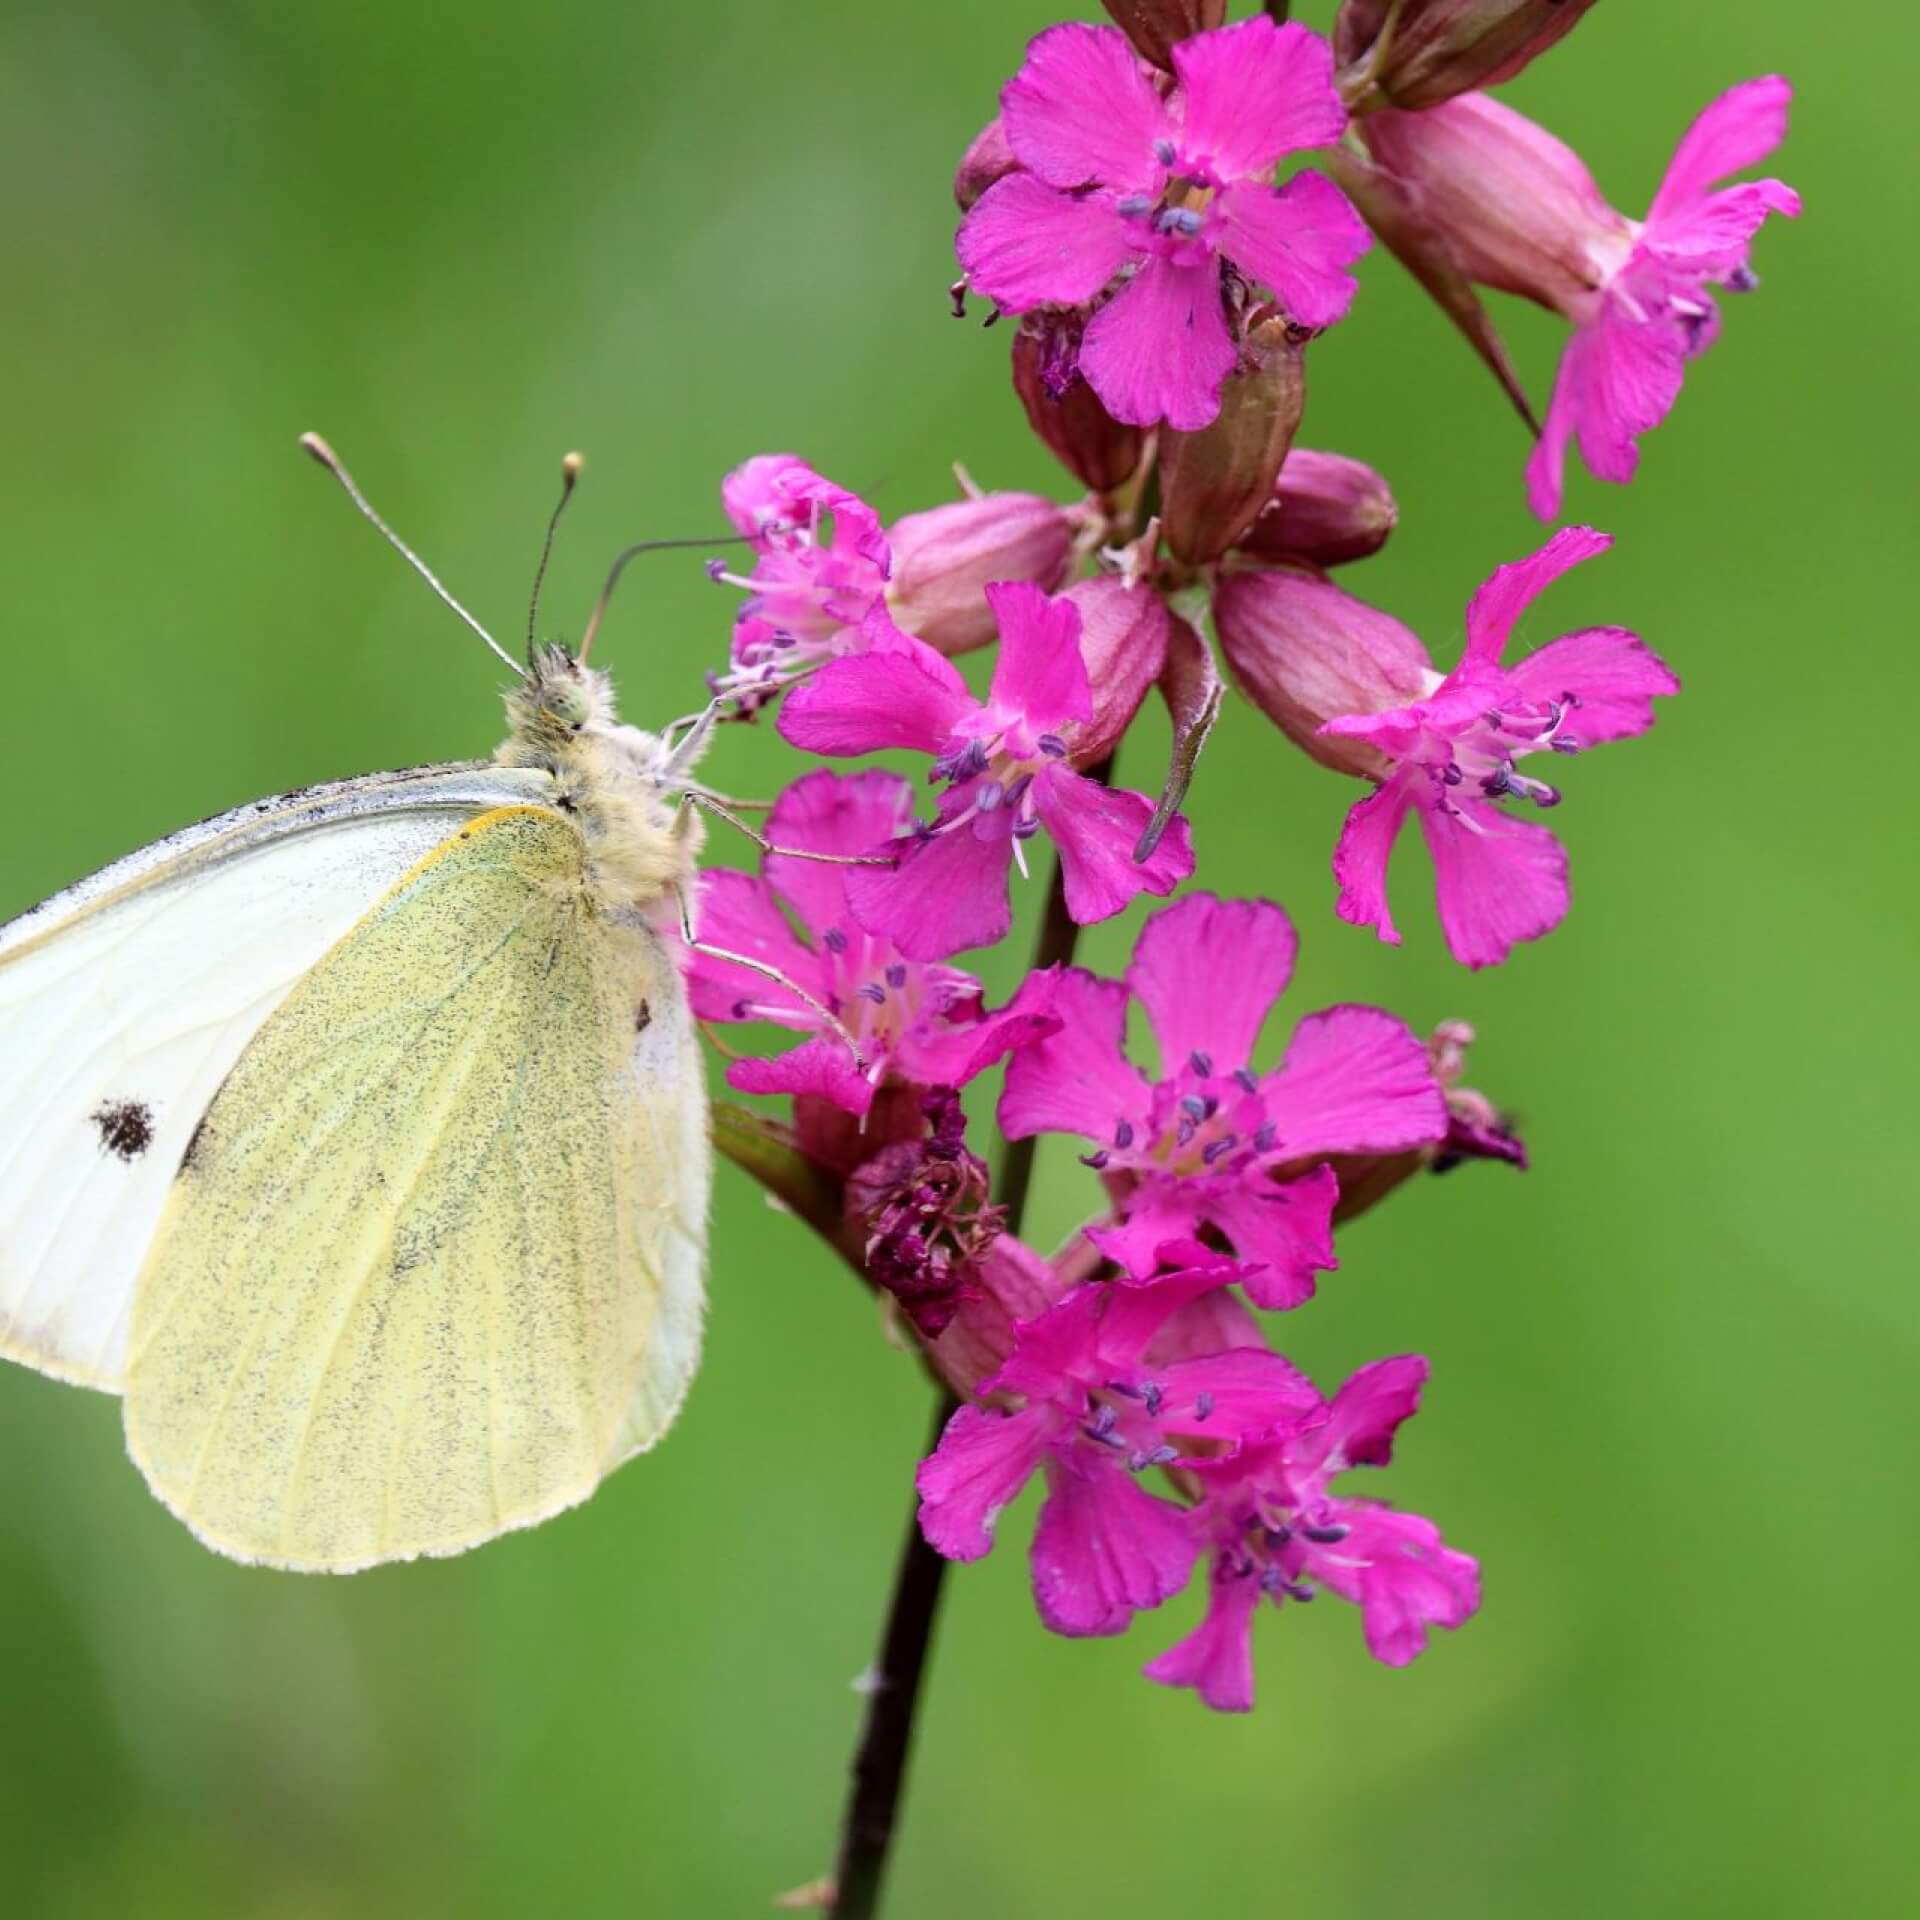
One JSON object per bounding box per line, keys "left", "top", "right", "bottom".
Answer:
{"left": 1, "top": 1, "right": 1911, "bottom": 1913}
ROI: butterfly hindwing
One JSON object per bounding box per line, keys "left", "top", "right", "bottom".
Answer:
{"left": 123, "top": 803, "right": 708, "bottom": 1572}
{"left": 0, "top": 764, "right": 557, "bottom": 1390}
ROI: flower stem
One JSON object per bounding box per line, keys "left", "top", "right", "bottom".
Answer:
{"left": 827, "top": 760, "right": 1111, "bottom": 1918}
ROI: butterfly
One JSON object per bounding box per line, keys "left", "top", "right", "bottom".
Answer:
{"left": 0, "top": 437, "right": 858, "bottom": 1574}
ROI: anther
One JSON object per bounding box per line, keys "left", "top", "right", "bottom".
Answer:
{"left": 1141, "top": 1381, "right": 1163, "bottom": 1415}
{"left": 976, "top": 780, "right": 1004, "bottom": 813}
{"left": 885, "top": 963, "right": 908, "bottom": 988}
{"left": 1481, "top": 766, "right": 1512, "bottom": 798}
{"left": 823, "top": 927, "right": 849, "bottom": 953}
{"left": 1012, "top": 817, "right": 1040, "bottom": 839}
{"left": 1079, "top": 1149, "right": 1111, "bottom": 1170}
{"left": 1233, "top": 1067, "right": 1257, "bottom": 1094}
{"left": 1152, "top": 137, "right": 1177, "bottom": 166}
{"left": 858, "top": 983, "right": 887, "bottom": 1004}
{"left": 1181, "top": 1095, "right": 1208, "bottom": 1121}
{"left": 1114, "top": 1119, "right": 1135, "bottom": 1149}
{"left": 1551, "top": 735, "right": 1582, "bottom": 754}
{"left": 1442, "top": 762, "right": 1463, "bottom": 786}
{"left": 1263, "top": 1524, "right": 1292, "bottom": 1548}
{"left": 1300, "top": 1522, "right": 1350, "bottom": 1545}
{"left": 1202, "top": 1135, "right": 1239, "bottom": 1165}
{"left": 1189, "top": 1050, "right": 1213, "bottom": 1077}
{"left": 1037, "top": 733, "right": 1067, "bottom": 757}
{"left": 1193, "top": 1391, "right": 1215, "bottom": 1421}
{"left": 1115, "top": 192, "right": 1151, "bottom": 218}
{"left": 704, "top": 558, "right": 728, "bottom": 582}
{"left": 1176, "top": 1118, "right": 1197, "bottom": 1147}
{"left": 1252, "top": 1123, "right": 1277, "bottom": 1154}
{"left": 1154, "top": 207, "right": 1203, "bottom": 238}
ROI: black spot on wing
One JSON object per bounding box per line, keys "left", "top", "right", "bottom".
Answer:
{"left": 92, "top": 1099, "right": 155, "bottom": 1161}
{"left": 635, "top": 999, "right": 652, "bottom": 1033}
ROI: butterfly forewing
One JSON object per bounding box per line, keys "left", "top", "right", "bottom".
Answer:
{"left": 123, "top": 804, "right": 707, "bottom": 1572}
{"left": 0, "top": 765, "right": 555, "bottom": 1390}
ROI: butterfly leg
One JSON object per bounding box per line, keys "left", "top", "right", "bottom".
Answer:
{"left": 672, "top": 883, "right": 870, "bottom": 1076}
{"left": 679, "top": 789, "right": 897, "bottom": 868}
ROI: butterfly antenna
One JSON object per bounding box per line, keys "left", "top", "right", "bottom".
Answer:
{"left": 578, "top": 531, "right": 751, "bottom": 662}
{"left": 297, "top": 431, "right": 526, "bottom": 679}
{"left": 527, "top": 450, "right": 584, "bottom": 656}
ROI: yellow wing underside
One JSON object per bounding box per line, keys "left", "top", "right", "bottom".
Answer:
{"left": 125, "top": 806, "right": 707, "bottom": 1573}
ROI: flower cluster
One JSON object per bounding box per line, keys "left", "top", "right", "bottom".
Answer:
{"left": 685, "top": 0, "right": 1796, "bottom": 1714}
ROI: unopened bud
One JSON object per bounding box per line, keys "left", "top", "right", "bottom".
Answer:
{"left": 954, "top": 117, "right": 1018, "bottom": 212}
{"left": 1056, "top": 576, "right": 1171, "bottom": 766}
{"left": 1011, "top": 315, "right": 1147, "bottom": 496}
{"left": 1099, "top": 0, "right": 1227, "bottom": 70}
{"left": 1237, "top": 448, "right": 1397, "bottom": 568}
{"left": 1159, "top": 311, "right": 1307, "bottom": 565}
{"left": 1213, "top": 567, "right": 1430, "bottom": 777}
{"left": 1358, "top": 93, "right": 1628, "bottom": 316}
{"left": 1336, "top": 0, "right": 1599, "bottom": 112}
{"left": 886, "top": 492, "right": 1075, "bottom": 656}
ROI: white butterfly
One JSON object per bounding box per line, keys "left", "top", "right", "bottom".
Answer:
{"left": 0, "top": 437, "right": 851, "bottom": 1574}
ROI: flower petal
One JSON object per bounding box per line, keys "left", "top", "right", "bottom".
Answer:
{"left": 1030, "top": 766, "right": 1193, "bottom": 926}
{"left": 1643, "top": 179, "right": 1799, "bottom": 275}
{"left": 1505, "top": 625, "right": 1679, "bottom": 747}
{"left": 1210, "top": 172, "right": 1368, "bottom": 331}
{"left": 916, "top": 1403, "right": 1051, "bottom": 1561}
{"left": 1648, "top": 76, "right": 1793, "bottom": 226}
{"left": 1171, "top": 17, "right": 1345, "bottom": 181}
{"left": 957, "top": 173, "right": 1140, "bottom": 311}
{"left": 1461, "top": 525, "right": 1613, "bottom": 671}
{"left": 1262, "top": 1004, "right": 1446, "bottom": 1161}
{"left": 762, "top": 767, "right": 917, "bottom": 938}
{"left": 983, "top": 581, "right": 1093, "bottom": 733}
{"left": 1301, "top": 1503, "right": 1480, "bottom": 1668}
{"left": 686, "top": 870, "right": 825, "bottom": 1024}
{"left": 1080, "top": 256, "right": 1238, "bottom": 431}
{"left": 1157, "top": 1348, "right": 1322, "bottom": 1444}
{"left": 1569, "top": 304, "right": 1689, "bottom": 488}
{"left": 899, "top": 996, "right": 1061, "bottom": 1090}
{"left": 1086, "top": 1188, "right": 1209, "bottom": 1280}
{"left": 1030, "top": 1456, "right": 1197, "bottom": 1637}
{"left": 1332, "top": 772, "right": 1417, "bottom": 946}
{"left": 1310, "top": 1354, "right": 1429, "bottom": 1472}
{"left": 1142, "top": 1558, "right": 1263, "bottom": 1711}
{"left": 999, "top": 966, "right": 1152, "bottom": 1142}
{"left": 1126, "top": 892, "right": 1298, "bottom": 1081}
{"left": 1001, "top": 20, "right": 1170, "bottom": 192}
{"left": 776, "top": 639, "right": 975, "bottom": 758}
{"left": 1420, "top": 796, "right": 1570, "bottom": 969}
{"left": 727, "top": 1033, "right": 875, "bottom": 1116}
{"left": 1524, "top": 338, "right": 1581, "bottom": 521}
{"left": 1201, "top": 1165, "right": 1340, "bottom": 1310}
{"left": 845, "top": 821, "right": 1012, "bottom": 962}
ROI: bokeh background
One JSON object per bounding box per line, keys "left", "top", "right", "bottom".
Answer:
{"left": 1, "top": 1, "right": 1912, "bottom": 1913}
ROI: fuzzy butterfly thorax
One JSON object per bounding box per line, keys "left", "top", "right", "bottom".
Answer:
{"left": 497, "top": 645, "right": 705, "bottom": 918}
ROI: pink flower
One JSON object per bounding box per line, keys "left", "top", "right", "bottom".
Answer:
{"left": 999, "top": 893, "right": 1446, "bottom": 1307}
{"left": 1527, "top": 77, "right": 1800, "bottom": 519}
{"left": 957, "top": 16, "right": 1368, "bottom": 430}
{"left": 711, "top": 455, "right": 893, "bottom": 707}
{"left": 1144, "top": 1355, "right": 1480, "bottom": 1709}
{"left": 1358, "top": 82, "right": 1797, "bottom": 519}
{"left": 777, "top": 582, "right": 1194, "bottom": 961}
{"left": 687, "top": 769, "right": 1054, "bottom": 1114}
{"left": 916, "top": 1260, "right": 1322, "bottom": 1636}
{"left": 710, "top": 455, "right": 1077, "bottom": 702}
{"left": 1320, "top": 527, "right": 1679, "bottom": 969}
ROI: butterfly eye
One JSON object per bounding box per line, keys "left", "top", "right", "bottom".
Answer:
{"left": 542, "top": 682, "right": 591, "bottom": 732}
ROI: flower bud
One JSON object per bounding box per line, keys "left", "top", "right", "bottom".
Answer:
{"left": 953, "top": 117, "right": 1018, "bottom": 212}
{"left": 1213, "top": 566, "right": 1430, "bottom": 778}
{"left": 1011, "top": 316, "right": 1146, "bottom": 496}
{"left": 1099, "top": 0, "right": 1227, "bottom": 70}
{"left": 1358, "top": 93, "right": 1629, "bottom": 316}
{"left": 1159, "top": 310, "right": 1307, "bottom": 566}
{"left": 1236, "top": 448, "right": 1397, "bottom": 568}
{"left": 1058, "top": 576, "right": 1171, "bottom": 766}
{"left": 1336, "top": 0, "right": 1599, "bottom": 112}
{"left": 885, "top": 491, "right": 1075, "bottom": 656}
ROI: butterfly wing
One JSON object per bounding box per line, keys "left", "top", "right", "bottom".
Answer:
{"left": 0, "top": 763, "right": 557, "bottom": 1389}
{"left": 123, "top": 803, "right": 708, "bottom": 1572}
